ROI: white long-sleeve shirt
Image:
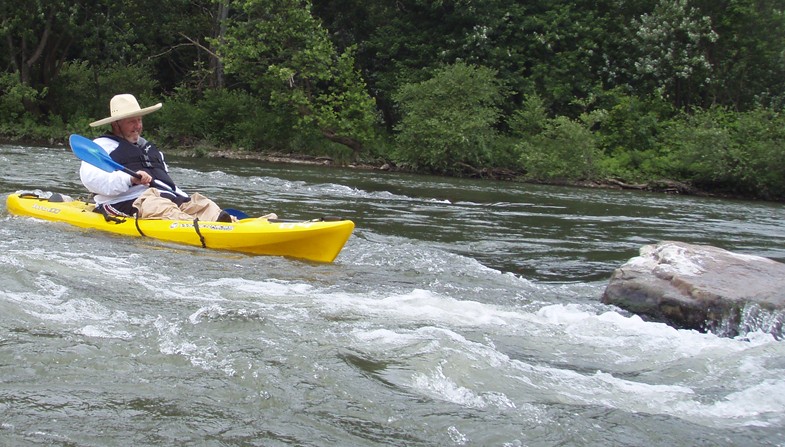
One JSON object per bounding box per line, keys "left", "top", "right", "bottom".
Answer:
{"left": 79, "top": 136, "right": 152, "bottom": 205}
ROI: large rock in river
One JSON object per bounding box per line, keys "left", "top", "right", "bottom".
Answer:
{"left": 602, "top": 241, "right": 785, "bottom": 338}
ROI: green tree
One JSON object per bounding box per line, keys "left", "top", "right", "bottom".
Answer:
{"left": 0, "top": 0, "right": 216, "bottom": 118}
{"left": 126, "top": 0, "right": 224, "bottom": 92}
{"left": 218, "top": 0, "right": 379, "bottom": 157}
{"left": 393, "top": 62, "right": 508, "bottom": 174}
{"left": 627, "top": 0, "right": 718, "bottom": 110}
{"left": 0, "top": 0, "right": 82, "bottom": 114}
{"left": 315, "top": 0, "right": 644, "bottom": 122}
{"left": 693, "top": 0, "right": 785, "bottom": 110}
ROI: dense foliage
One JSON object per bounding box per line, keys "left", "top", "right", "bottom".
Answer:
{"left": 1, "top": 0, "right": 784, "bottom": 199}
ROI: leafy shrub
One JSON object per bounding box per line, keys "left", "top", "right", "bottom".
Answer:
{"left": 595, "top": 90, "right": 673, "bottom": 154}
{"left": 516, "top": 115, "right": 603, "bottom": 182}
{"left": 508, "top": 94, "right": 549, "bottom": 137}
{"left": 0, "top": 73, "right": 42, "bottom": 127}
{"left": 393, "top": 62, "right": 508, "bottom": 175}
{"left": 156, "top": 88, "right": 296, "bottom": 152}
{"left": 578, "top": 90, "right": 677, "bottom": 181}
{"left": 199, "top": 88, "right": 291, "bottom": 149}
{"left": 154, "top": 91, "right": 204, "bottom": 146}
{"left": 735, "top": 109, "right": 785, "bottom": 199}
{"left": 98, "top": 64, "right": 159, "bottom": 103}
{"left": 663, "top": 106, "right": 785, "bottom": 198}
{"left": 45, "top": 61, "right": 98, "bottom": 123}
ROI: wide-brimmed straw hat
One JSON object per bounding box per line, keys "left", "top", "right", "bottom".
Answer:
{"left": 89, "top": 94, "right": 162, "bottom": 127}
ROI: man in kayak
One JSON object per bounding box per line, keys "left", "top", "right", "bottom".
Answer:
{"left": 80, "top": 94, "right": 234, "bottom": 222}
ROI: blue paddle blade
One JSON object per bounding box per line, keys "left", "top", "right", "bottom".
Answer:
{"left": 69, "top": 134, "right": 126, "bottom": 173}
{"left": 223, "top": 208, "right": 249, "bottom": 219}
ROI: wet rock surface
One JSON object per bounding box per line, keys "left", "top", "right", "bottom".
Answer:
{"left": 602, "top": 241, "right": 785, "bottom": 337}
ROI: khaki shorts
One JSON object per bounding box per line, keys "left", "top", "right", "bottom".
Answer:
{"left": 132, "top": 188, "right": 223, "bottom": 221}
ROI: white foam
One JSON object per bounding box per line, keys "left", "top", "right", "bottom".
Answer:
{"left": 697, "top": 379, "right": 785, "bottom": 422}
{"left": 78, "top": 324, "right": 133, "bottom": 339}
{"left": 154, "top": 316, "right": 236, "bottom": 376}
{"left": 412, "top": 363, "right": 517, "bottom": 411}
{"left": 321, "top": 288, "right": 526, "bottom": 327}
{"left": 202, "top": 277, "right": 313, "bottom": 296}
{"left": 340, "top": 291, "right": 784, "bottom": 428}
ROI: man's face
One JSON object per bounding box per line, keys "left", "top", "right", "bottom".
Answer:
{"left": 113, "top": 116, "right": 143, "bottom": 143}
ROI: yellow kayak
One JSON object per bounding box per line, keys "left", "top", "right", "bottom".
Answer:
{"left": 5, "top": 192, "right": 354, "bottom": 263}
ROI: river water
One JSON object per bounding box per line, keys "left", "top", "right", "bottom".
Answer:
{"left": 1, "top": 143, "right": 785, "bottom": 446}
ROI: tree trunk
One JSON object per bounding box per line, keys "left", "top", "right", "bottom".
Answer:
{"left": 321, "top": 128, "right": 363, "bottom": 159}
{"left": 17, "top": 8, "right": 53, "bottom": 115}
{"left": 210, "top": 1, "right": 230, "bottom": 89}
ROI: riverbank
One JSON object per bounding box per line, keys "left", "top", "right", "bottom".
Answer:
{"left": 168, "top": 146, "right": 714, "bottom": 199}
{"left": 1, "top": 136, "right": 771, "bottom": 202}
